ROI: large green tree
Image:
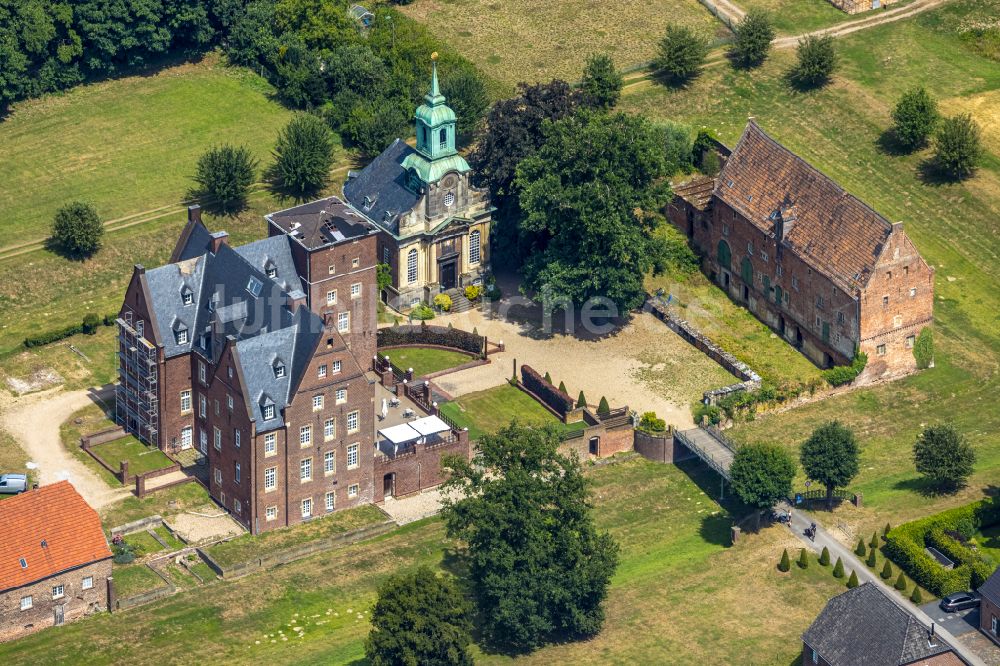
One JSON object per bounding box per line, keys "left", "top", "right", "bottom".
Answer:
{"left": 891, "top": 87, "right": 938, "bottom": 151}
{"left": 194, "top": 144, "right": 258, "bottom": 212}
{"left": 364, "top": 566, "right": 474, "bottom": 666}
{"left": 934, "top": 113, "right": 983, "bottom": 181}
{"left": 654, "top": 23, "right": 708, "bottom": 84}
{"left": 273, "top": 113, "right": 336, "bottom": 195}
{"left": 790, "top": 34, "right": 837, "bottom": 89}
{"left": 913, "top": 424, "right": 975, "bottom": 492}
{"left": 51, "top": 201, "right": 103, "bottom": 258}
{"left": 729, "top": 442, "right": 796, "bottom": 525}
{"left": 729, "top": 10, "right": 775, "bottom": 69}
{"left": 441, "top": 422, "right": 619, "bottom": 653}
{"left": 800, "top": 421, "right": 860, "bottom": 510}
{"left": 580, "top": 53, "right": 622, "bottom": 109}
{"left": 515, "top": 111, "right": 678, "bottom": 311}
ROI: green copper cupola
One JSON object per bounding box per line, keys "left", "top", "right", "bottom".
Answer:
{"left": 403, "top": 52, "right": 470, "bottom": 187}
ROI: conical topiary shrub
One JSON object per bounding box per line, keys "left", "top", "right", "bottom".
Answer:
{"left": 866, "top": 548, "right": 878, "bottom": 568}
{"left": 598, "top": 396, "right": 611, "bottom": 416}
{"left": 881, "top": 561, "right": 893, "bottom": 579}
{"left": 558, "top": 380, "right": 568, "bottom": 394}
{"left": 895, "top": 572, "right": 908, "bottom": 590}
{"left": 910, "top": 587, "right": 923, "bottom": 604}
{"left": 883, "top": 523, "right": 892, "bottom": 538}
{"left": 577, "top": 391, "right": 587, "bottom": 408}
{"left": 833, "top": 557, "right": 845, "bottom": 579}
{"left": 819, "top": 546, "right": 830, "bottom": 566}
{"left": 869, "top": 532, "right": 879, "bottom": 550}
{"left": 798, "top": 548, "right": 809, "bottom": 569}
{"left": 778, "top": 548, "right": 791, "bottom": 572}
{"left": 847, "top": 570, "right": 859, "bottom": 588}
{"left": 855, "top": 538, "right": 867, "bottom": 557}
{"left": 544, "top": 371, "right": 553, "bottom": 384}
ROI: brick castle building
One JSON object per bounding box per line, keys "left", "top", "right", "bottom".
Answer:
{"left": 668, "top": 121, "right": 933, "bottom": 380}
{"left": 0, "top": 482, "right": 112, "bottom": 642}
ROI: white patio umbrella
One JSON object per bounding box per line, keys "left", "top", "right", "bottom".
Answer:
{"left": 380, "top": 398, "right": 388, "bottom": 420}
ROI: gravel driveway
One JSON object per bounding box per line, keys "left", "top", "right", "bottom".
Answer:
{"left": 0, "top": 386, "right": 131, "bottom": 509}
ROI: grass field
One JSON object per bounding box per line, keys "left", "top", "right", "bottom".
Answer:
{"left": 100, "top": 482, "right": 212, "bottom": 532}
{"left": 59, "top": 403, "right": 123, "bottom": 488}
{"left": 0, "top": 457, "right": 844, "bottom": 664}
{"left": 738, "top": 0, "right": 884, "bottom": 35}
{"left": 382, "top": 346, "right": 474, "bottom": 378}
{"left": 0, "top": 53, "right": 296, "bottom": 249}
{"left": 113, "top": 564, "right": 169, "bottom": 599}
{"left": 438, "top": 383, "right": 587, "bottom": 441}
{"left": 399, "top": 0, "right": 725, "bottom": 87}
{"left": 92, "top": 437, "right": 174, "bottom": 477}
{"left": 622, "top": 0, "right": 1000, "bottom": 530}
{"left": 204, "top": 505, "right": 387, "bottom": 570}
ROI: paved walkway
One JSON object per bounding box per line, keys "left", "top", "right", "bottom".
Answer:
{"left": 785, "top": 507, "right": 987, "bottom": 666}
{"left": 380, "top": 488, "right": 446, "bottom": 525}
{"left": 0, "top": 385, "right": 131, "bottom": 509}
{"left": 676, "top": 427, "right": 734, "bottom": 479}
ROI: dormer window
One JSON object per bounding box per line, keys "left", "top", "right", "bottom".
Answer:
{"left": 247, "top": 276, "right": 263, "bottom": 297}
{"left": 273, "top": 360, "right": 286, "bottom": 378}
{"left": 181, "top": 287, "right": 193, "bottom": 306}
{"left": 19, "top": 558, "right": 27, "bottom": 569}
{"left": 265, "top": 261, "right": 277, "bottom": 279}
{"left": 173, "top": 320, "right": 189, "bottom": 345}
{"left": 263, "top": 404, "right": 275, "bottom": 420}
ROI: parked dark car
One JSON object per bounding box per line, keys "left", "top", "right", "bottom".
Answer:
{"left": 940, "top": 592, "right": 979, "bottom": 612}
{"left": 0, "top": 473, "right": 27, "bottom": 495}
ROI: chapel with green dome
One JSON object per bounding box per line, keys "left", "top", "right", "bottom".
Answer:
{"left": 343, "top": 53, "right": 493, "bottom": 309}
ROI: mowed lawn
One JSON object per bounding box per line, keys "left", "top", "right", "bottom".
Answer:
{"left": 438, "top": 383, "right": 586, "bottom": 441}
{"left": 737, "top": 0, "right": 875, "bottom": 35}
{"left": 0, "top": 458, "right": 844, "bottom": 664}
{"left": 0, "top": 53, "right": 294, "bottom": 248}
{"left": 399, "top": 0, "right": 725, "bottom": 88}
{"left": 622, "top": 0, "right": 1000, "bottom": 527}
{"left": 91, "top": 436, "right": 174, "bottom": 477}
{"left": 382, "top": 346, "right": 474, "bottom": 378}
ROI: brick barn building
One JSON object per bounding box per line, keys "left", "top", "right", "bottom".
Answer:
{"left": 668, "top": 121, "right": 933, "bottom": 380}
{"left": 116, "top": 201, "right": 469, "bottom": 534}
{"left": 0, "top": 482, "right": 112, "bottom": 642}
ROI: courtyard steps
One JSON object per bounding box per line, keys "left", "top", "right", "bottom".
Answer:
{"left": 444, "top": 289, "right": 474, "bottom": 314}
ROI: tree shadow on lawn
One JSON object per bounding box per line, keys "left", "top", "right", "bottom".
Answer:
{"left": 892, "top": 475, "right": 969, "bottom": 498}
{"left": 874, "top": 128, "right": 921, "bottom": 158}
{"left": 675, "top": 458, "right": 750, "bottom": 547}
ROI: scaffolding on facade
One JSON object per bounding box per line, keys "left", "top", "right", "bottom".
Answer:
{"left": 115, "top": 308, "right": 159, "bottom": 447}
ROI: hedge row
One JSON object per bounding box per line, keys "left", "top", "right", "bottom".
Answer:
{"left": 884, "top": 498, "right": 1000, "bottom": 596}
{"left": 520, "top": 364, "right": 574, "bottom": 417}
{"left": 822, "top": 352, "right": 868, "bottom": 387}
{"left": 377, "top": 323, "right": 484, "bottom": 356}
{"left": 24, "top": 313, "right": 118, "bottom": 348}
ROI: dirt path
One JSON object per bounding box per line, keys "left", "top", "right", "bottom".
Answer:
{"left": 0, "top": 386, "right": 131, "bottom": 508}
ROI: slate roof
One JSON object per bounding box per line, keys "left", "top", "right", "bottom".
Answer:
{"left": 803, "top": 583, "right": 960, "bottom": 666}
{"left": 342, "top": 139, "right": 422, "bottom": 236}
{"left": 977, "top": 566, "right": 1000, "bottom": 605}
{"left": 266, "top": 196, "right": 373, "bottom": 250}
{"left": 716, "top": 121, "right": 894, "bottom": 293}
{"left": 0, "top": 481, "right": 112, "bottom": 592}
{"left": 234, "top": 235, "right": 304, "bottom": 295}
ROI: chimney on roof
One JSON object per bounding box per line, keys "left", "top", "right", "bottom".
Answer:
{"left": 135, "top": 263, "right": 145, "bottom": 275}
{"left": 286, "top": 290, "right": 307, "bottom": 313}
{"left": 188, "top": 204, "right": 202, "bottom": 225}
{"left": 210, "top": 231, "right": 228, "bottom": 254}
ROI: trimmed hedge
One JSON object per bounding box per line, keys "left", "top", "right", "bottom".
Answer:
{"left": 884, "top": 497, "right": 1000, "bottom": 596}
{"left": 378, "top": 323, "right": 484, "bottom": 357}
{"left": 24, "top": 311, "right": 117, "bottom": 348}
{"left": 822, "top": 352, "right": 868, "bottom": 387}
{"left": 520, "top": 364, "right": 574, "bottom": 417}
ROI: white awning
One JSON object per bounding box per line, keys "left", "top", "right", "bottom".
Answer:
{"left": 409, "top": 415, "right": 450, "bottom": 437}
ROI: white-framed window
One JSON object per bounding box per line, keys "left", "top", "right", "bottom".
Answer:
{"left": 347, "top": 411, "right": 359, "bottom": 433}
{"left": 338, "top": 312, "right": 350, "bottom": 333}
{"left": 325, "top": 491, "right": 335, "bottom": 512}
{"left": 52, "top": 584, "right": 64, "bottom": 600}
{"left": 335, "top": 388, "right": 346, "bottom": 404}
{"left": 792, "top": 276, "right": 799, "bottom": 291}
{"left": 200, "top": 429, "right": 208, "bottom": 452}
{"left": 301, "top": 498, "right": 312, "bottom": 518}
{"left": 324, "top": 418, "right": 336, "bottom": 441}
{"left": 81, "top": 576, "right": 93, "bottom": 590}
{"left": 198, "top": 361, "right": 207, "bottom": 384}
{"left": 992, "top": 615, "right": 998, "bottom": 636}
{"left": 324, "top": 450, "right": 335, "bottom": 475}
{"left": 263, "top": 404, "right": 275, "bottom": 420}
{"left": 227, "top": 394, "right": 233, "bottom": 411}
{"left": 326, "top": 290, "right": 337, "bottom": 305}
{"left": 214, "top": 468, "right": 222, "bottom": 484}
{"left": 746, "top": 242, "right": 753, "bottom": 255}
{"left": 180, "top": 390, "right": 191, "bottom": 413}
{"left": 313, "top": 395, "right": 324, "bottom": 411}
{"left": 274, "top": 362, "right": 286, "bottom": 379}
{"left": 300, "top": 425, "right": 312, "bottom": 447}
{"left": 182, "top": 290, "right": 193, "bottom": 306}
{"left": 199, "top": 394, "right": 207, "bottom": 418}
{"left": 352, "top": 257, "right": 360, "bottom": 268}
{"left": 407, "top": 249, "right": 418, "bottom": 284}
{"left": 300, "top": 457, "right": 312, "bottom": 482}
{"left": 234, "top": 498, "right": 241, "bottom": 513}
{"left": 318, "top": 364, "right": 327, "bottom": 379}
{"left": 328, "top": 264, "right": 336, "bottom": 275}
{"left": 877, "top": 344, "right": 887, "bottom": 356}
{"left": 180, "top": 426, "right": 192, "bottom": 449}
{"left": 910, "top": 287, "right": 917, "bottom": 298}
{"left": 266, "top": 505, "right": 277, "bottom": 521}
{"left": 332, "top": 360, "right": 341, "bottom": 374}
{"left": 469, "top": 229, "right": 481, "bottom": 265}
{"left": 246, "top": 276, "right": 263, "bottom": 297}
{"left": 235, "top": 462, "right": 241, "bottom": 484}
{"left": 20, "top": 596, "right": 32, "bottom": 611}
{"left": 347, "top": 443, "right": 359, "bottom": 469}
{"left": 177, "top": 328, "right": 188, "bottom": 345}
{"left": 906, "top": 335, "right": 915, "bottom": 348}
{"left": 264, "top": 432, "right": 277, "bottom": 456}
{"left": 266, "top": 264, "right": 277, "bottom": 279}
{"left": 893, "top": 315, "right": 903, "bottom": 328}
{"left": 213, "top": 426, "right": 222, "bottom": 451}
{"left": 351, "top": 282, "right": 361, "bottom": 299}
{"left": 264, "top": 466, "right": 276, "bottom": 491}
{"left": 348, "top": 484, "right": 359, "bottom": 499}
{"left": 234, "top": 428, "right": 241, "bottom": 448}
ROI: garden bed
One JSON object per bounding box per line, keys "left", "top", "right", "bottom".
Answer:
{"left": 382, "top": 346, "right": 475, "bottom": 379}
{"left": 89, "top": 435, "right": 174, "bottom": 479}
{"left": 438, "top": 384, "right": 589, "bottom": 442}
